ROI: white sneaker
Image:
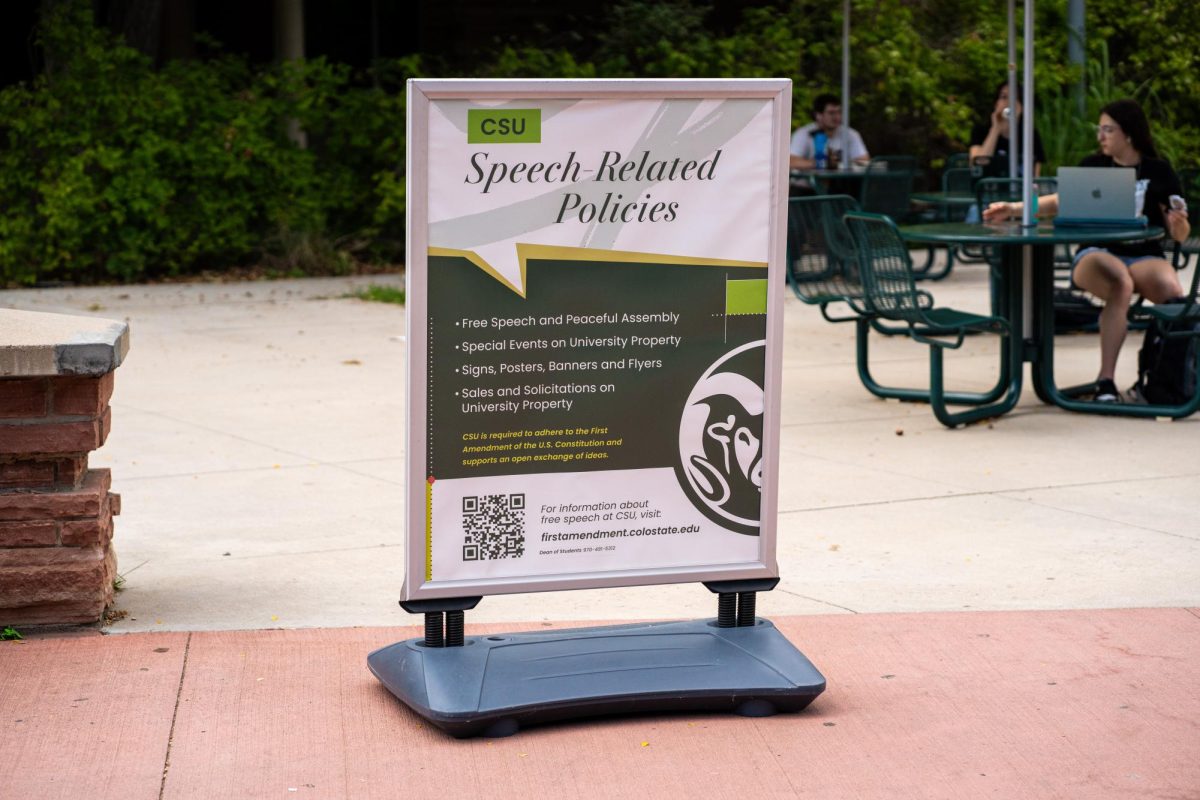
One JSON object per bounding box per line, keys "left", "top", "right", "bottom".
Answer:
{"left": 1125, "top": 384, "right": 1148, "bottom": 405}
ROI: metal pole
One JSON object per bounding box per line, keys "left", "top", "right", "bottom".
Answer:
{"left": 1068, "top": 0, "right": 1086, "bottom": 115}
{"left": 275, "top": 0, "right": 307, "bottom": 149}
{"left": 371, "top": 0, "right": 381, "bottom": 86}
{"left": 1007, "top": 0, "right": 1018, "bottom": 184}
{"left": 1021, "top": 0, "right": 1035, "bottom": 227}
{"left": 842, "top": 0, "right": 851, "bottom": 166}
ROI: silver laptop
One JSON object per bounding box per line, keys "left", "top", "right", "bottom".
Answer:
{"left": 1054, "top": 166, "right": 1145, "bottom": 227}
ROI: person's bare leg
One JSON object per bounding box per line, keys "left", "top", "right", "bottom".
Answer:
{"left": 1129, "top": 258, "right": 1184, "bottom": 305}
{"left": 1072, "top": 252, "right": 1133, "bottom": 381}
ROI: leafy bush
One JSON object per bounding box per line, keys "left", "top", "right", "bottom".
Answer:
{"left": 0, "top": 3, "right": 414, "bottom": 286}
{"left": 527, "top": 0, "right": 1200, "bottom": 174}
{"left": 3, "top": 0, "right": 1198, "bottom": 286}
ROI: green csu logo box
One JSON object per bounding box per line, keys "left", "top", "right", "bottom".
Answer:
{"left": 467, "top": 109, "right": 541, "bottom": 143}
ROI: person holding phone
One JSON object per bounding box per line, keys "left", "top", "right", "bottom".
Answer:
{"left": 970, "top": 81, "right": 1046, "bottom": 179}
{"left": 983, "top": 99, "right": 1190, "bottom": 402}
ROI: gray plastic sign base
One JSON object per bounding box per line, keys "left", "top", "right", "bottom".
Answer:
{"left": 367, "top": 618, "right": 825, "bottom": 738}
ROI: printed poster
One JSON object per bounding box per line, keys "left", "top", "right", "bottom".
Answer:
{"left": 406, "top": 81, "right": 789, "bottom": 598}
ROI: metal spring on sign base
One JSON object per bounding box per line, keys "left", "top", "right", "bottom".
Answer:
{"left": 717, "top": 593, "right": 737, "bottom": 627}
{"left": 737, "top": 592, "right": 756, "bottom": 627}
{"left": 424, "top": 612, "right": 445, "bottom": 647}
{"left": 445, "top": 610, "right": 465, "bottom": 646}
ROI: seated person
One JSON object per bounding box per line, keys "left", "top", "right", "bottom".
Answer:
{"left": 983, "top": 98, "right": 1190, "bottom": 404}
{"left": 790, "top": 93, "right": 870, "bottom": 171}
{"left": 970, "top": 81, "right": 1045, "bottom": 178}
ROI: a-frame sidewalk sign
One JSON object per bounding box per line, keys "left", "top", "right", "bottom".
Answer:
{"left": 368, "top": 78, "right": 825, "bottom": 737}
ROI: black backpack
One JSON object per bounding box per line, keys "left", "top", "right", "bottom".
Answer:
{"left": 1135, "top": 314, "right": 1200, "bottom": 405}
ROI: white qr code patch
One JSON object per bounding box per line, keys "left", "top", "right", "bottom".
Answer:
{"left": 462, "top": 494, "right": 526, "bottom": 561}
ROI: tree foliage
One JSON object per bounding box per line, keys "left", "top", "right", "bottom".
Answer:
{"left": 0, "top": 1, "right": 415, "bottom": 285}
{"left": 460, "top": 0, "right": 1199, "bottom": 172}
{"left": 1, "top": 0, "right": 1197, "bottom": 285}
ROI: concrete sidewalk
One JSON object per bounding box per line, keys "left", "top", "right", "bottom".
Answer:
{"left": 2, "top": 261, "right": 1199, "bottom": 798}
{"left": 1, "top": 266, "right": 1196, "bottom": 630}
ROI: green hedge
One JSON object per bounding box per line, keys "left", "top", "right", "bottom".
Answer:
{"left": 0, "top": 3, "right": 412, "bottom": 285}
{"left": 444, "top": 0, "right": 1200, "bottom": 173}
{"left": 3, "top": 0, "right": 1196, "bottom": 286}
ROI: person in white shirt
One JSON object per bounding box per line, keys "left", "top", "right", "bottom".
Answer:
{"left": 789, "top": 93, "right": 870, "bottom": 170}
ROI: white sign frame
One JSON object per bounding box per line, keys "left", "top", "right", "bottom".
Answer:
{"left": 403, "top": 78, "right": 791, "bottom": 601}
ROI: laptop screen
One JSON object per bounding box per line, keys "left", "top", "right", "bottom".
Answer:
{"left": 1055, "top": 166, "right": 1139, "bottom": 222}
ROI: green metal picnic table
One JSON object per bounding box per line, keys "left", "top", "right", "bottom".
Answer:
{"left": 899, "top": 221, "right": 1187, "bottom": 418}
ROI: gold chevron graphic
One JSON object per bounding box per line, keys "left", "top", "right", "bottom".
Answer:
{"left": 428, "top": 247, "right": 526, "bottom": 296}
{"left": 428, "top": 244, "right": 766, "bottom": 298}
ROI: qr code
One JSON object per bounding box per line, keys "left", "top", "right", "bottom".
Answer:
{"left": 462, "top": 493, "right": 526, "bottom": 561}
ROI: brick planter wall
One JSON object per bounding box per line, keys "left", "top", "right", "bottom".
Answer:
{"left": 1, "top": 310, "right": 128, "bottom": 626}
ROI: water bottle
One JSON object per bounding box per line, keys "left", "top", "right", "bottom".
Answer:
{"left": 814, "top": 132, "right": 828, "bottom": 169}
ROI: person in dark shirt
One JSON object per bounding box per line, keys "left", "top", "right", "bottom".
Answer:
{"left": 969, "top": 81, "right": 1046, "bottom": 178}
{"left": 983, "top": 99, "right": 1191, "bottom": 402}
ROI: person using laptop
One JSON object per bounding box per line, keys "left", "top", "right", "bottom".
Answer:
{"left": 983, "top": 99, "right": 1191, "bottom": 403}
{"left": 969, "top": 81, "right": 1046, "bottom": 178}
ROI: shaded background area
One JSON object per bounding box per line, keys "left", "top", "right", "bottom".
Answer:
{"left": 1, "top": 0, "right": 1196, "bottom": 286}
{"left": 0, "top": 1, "right": 772, "bottom": 83}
